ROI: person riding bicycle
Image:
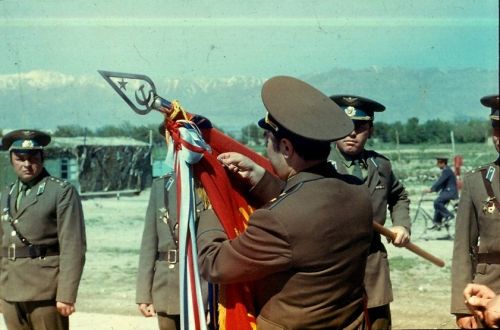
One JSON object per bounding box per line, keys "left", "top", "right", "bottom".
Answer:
{"left": 424, "top": 156, "right": 458, "bottom": 230}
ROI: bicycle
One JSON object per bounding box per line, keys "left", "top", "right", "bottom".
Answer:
{"left": 412, "top": 192, "right": 458, "bottom": 240}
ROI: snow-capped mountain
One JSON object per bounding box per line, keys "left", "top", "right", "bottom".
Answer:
{"left": 0, "top": 67, "right": 497, "bottom": 136}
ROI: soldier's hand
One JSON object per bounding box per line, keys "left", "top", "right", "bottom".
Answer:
{"left": 56, "top": 301, "right": 75, "bottom": 317}
{"left": 138, "top": 303, "right": 156, "bottom": 317}
{"left": 484, "top": 295, "right": 500, "bottom": 328}
{"left": 456, "top": 314, "right": 479, "bottom": 329}
{"left": 389, "top": 226, "right": 410, "bottom": 247}
{"left": 464, "top": 283, "right": 496, "bottom": 301}
{"left": 217, "top": 152, "right": 265, "bottom": 186}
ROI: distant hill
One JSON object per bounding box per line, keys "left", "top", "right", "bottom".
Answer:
{"left": 0, "top": 67, "right": 497, "bottom": 136}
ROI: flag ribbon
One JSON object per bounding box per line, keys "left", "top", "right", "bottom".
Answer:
{"left": 169, "top": 120, "right": 210, "bottom": 330}
{"left": 167, "top": 116, "right": 262, "bottom": 330}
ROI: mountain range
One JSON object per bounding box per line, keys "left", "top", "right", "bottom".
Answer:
{"left": 0, "top": 67, "right": 498, "bottom": 136}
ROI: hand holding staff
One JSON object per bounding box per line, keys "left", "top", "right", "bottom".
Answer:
{"left": 373, "top": 221, "right": 445, "bottom": 267}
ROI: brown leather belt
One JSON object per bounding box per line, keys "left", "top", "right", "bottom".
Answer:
{"left": 2, "top": 244, "right": 59, "bottom": 260}
{"left": 157, "top": 249, "right": 178, "bottom": 264}
{"left": 477, "top": 252, "right": 500, "bottom": 264}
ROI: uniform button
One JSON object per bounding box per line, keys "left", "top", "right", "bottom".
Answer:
{"left": 13, "top": 219, "right": 19, "bottom": 224}
{"left": 11, "top": 231, "right": 16, "bottom": 236}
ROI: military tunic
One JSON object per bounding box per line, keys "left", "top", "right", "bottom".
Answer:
{"left": 451, "top": 158, "right": 500, "bottom": 315}
{"left": 197, "top": 162, "right": 373, "bottom": 329}
{"left": 136, "top": 175, "right": 180, "bottom": 315}
{"left": 0, "top": 169, "right": 86, "bottom": 303}
{"left": 136, "top": 175, "right": 207, "bottom": 329}
{"left": 330, "top": 148, "right": 411, "bottom": 308}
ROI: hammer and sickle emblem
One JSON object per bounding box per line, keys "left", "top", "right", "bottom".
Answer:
{"left": 98, "top": 70, "right": 161, "bottom": 115}
{"left": 135, "top": 85, "right": 152, "bottom": 106}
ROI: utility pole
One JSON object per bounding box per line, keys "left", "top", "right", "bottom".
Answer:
{"left": 450, "top": 130, "right": 455, "bottom": 156}
{"left": 395, "top": 129, "right": 401, "bottom": 162}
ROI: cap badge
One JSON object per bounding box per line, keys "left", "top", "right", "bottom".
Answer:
{"left": 21, "top": 140, "right": 34, "bottom": 148}
{"left": 343, "top": 97, "right": 358, "bottom": 104}
{"left": 345, "top": 106, "right": 356, "bottom": 117}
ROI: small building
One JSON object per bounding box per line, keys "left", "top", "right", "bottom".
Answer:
{"left": 1, "top": 136, "right": 152, "bottom": 196}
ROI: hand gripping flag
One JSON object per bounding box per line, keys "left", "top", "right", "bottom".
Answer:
{"left": 99, "top": 71, "right": 275, "bottom": 330}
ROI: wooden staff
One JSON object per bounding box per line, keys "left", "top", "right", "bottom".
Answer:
{"left": 373, "top": 222, "right": 445, "bottom": 267}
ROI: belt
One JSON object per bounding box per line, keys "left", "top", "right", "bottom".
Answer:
{"left": 157, "top": 249, "right": 178, "bottom": 264}
{"left": 477, "top": 252, "right": 500, "bottom": 264}
{"left": 2, "top": 244, "right": 60, "bottom": 260}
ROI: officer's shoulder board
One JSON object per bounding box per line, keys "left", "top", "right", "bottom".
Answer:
{"left": 268, "top": 181, "right": 304, "bottom": 210}
{"left": 464, "top": 163, "right": 494, "bottom": 181}
{"left": 365, "top": 149, "right": 390, "bottom": 166}
{"left": 268, "top": 177, "right": 325, "bottom": 210}
{"left": 469, "top": 163, "right": 493, "bottom": 174}
{"left": 366, "top": 150, "right": 395, "bottom": 173}
{"left": 461, "top": 170, "right": 477, "bottom": 183}
{"left": 46, "top": 176, "right": 70, "bottom": 190}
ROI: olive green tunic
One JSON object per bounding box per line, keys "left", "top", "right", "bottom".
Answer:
{"left": 0, "top": 169, "right": 86, "bottom": 303}
{"left": 451, "top": 159, "right": 500, "bottom": 315}
{"left": 198, "top": 162, "right": 373, "bottom": 329}
{"left": 330, "top": 148, "right": 411, "bottom": 308}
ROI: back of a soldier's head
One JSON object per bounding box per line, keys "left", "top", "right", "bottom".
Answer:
{"left": 258, "top": 76, "right": 353, "bottom": 162}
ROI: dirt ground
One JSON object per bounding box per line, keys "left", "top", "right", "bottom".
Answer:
{"left": 0, "top": 186, "right": 460, "bottom": 329}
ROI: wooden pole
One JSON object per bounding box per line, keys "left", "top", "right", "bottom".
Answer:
{"left": 450, "top": 130, "right": 455, "bottom": 157}
{"left": 395, "top": 129, "right": 401, "bottom": 162}
{"left": 373, "top": 221, "right": 445, "bottom": 267}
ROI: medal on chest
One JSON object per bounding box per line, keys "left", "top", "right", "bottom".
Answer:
{"left": 482, "top": 196, "right": 497, "bottom": 215}
{"left": 159, "top": 207, "right": 169, "bottom": 224}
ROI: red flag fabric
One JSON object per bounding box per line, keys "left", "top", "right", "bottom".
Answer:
{"left": 194, "top": 128, "right": 275, "bottom": 329}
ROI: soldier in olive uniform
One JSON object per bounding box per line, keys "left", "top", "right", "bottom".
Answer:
{"left": 136, "top": 173, "right": 181, "bottom": 329}
{"left": 197, "top": 76, "right": 373, "bottom": 329}
{"left": 329, "top": 95, "right": 411, "bottom": 329}
{"left": 0, "top": 129, "right": 86, "bottom": 330}
{"left": 136, "top": 124, "right": 208, "bottom": 330}
{"left": 451, "top": 94, "right": 500, "bottom": 329}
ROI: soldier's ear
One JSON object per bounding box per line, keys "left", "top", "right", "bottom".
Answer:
{"left": 280, "top": 138, "right": 294, "bottom": 159}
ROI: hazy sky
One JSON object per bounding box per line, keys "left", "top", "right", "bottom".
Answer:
{"left": 0, "top": 0, "right": 498, "bottom": 132}
{"left": 0, "top": 0, "right": 498, "bottom": 78}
